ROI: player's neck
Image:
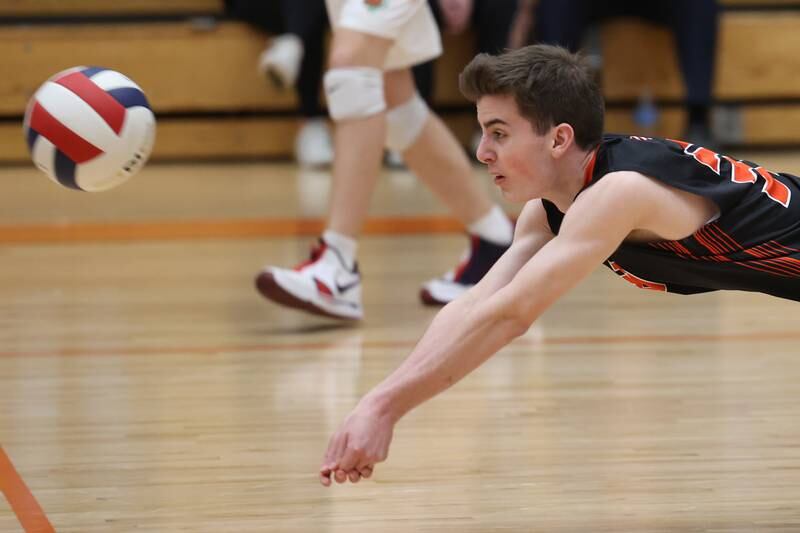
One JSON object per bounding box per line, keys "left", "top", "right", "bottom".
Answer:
{"left": 545, "top": 146, "right": 594, "bottom": 212}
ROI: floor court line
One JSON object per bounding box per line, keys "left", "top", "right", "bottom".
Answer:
{"left": 0, "top": 446, "right": 54, "bottom": 533}
{"left": 0, "top": 215, "right": 464, "bottom": 243}
{"left": 0, "top": 330, "right": 795, "bottom": 359}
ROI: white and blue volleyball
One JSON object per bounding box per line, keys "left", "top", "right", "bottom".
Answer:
{"left": 23, "top": 67, "right": 156, "bottom": 192}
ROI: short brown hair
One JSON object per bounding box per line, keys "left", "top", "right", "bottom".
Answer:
{"left": 459, "top": 44, "right": 604, "bottom": 150}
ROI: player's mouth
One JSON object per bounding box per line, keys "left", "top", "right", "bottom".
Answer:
{"left": 493, "top": 174, "right": 506, "bottom": 185}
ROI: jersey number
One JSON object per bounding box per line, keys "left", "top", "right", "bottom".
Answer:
{"left": 671, "top": 139, "right": 791, "bottom": 208}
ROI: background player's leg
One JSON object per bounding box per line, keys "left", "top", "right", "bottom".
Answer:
{"left": 325, "top": 30, "right": 393, "bottom": 238}
{"left": 255, "top": 28, "right": 393, "bottom": 320}
{"left": 385, "top": 69, "right": 493, "bottom": 226}
{"left": 384, "top": 69, "right": 513, "bottom": 305}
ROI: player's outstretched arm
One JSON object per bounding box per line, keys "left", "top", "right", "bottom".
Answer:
{"left": 319, "top": 201, "right": 552, "bottom": 486}
{"left": 319, "top": 175, "right": 649, "bottom": 486}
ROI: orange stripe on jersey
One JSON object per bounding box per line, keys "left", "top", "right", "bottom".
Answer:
{"left": 583, "top": 148, "right": 598, "bottom": 187}
{"left": 752, "top": 243, "right": 786, "bottom": 259}
{"left": 697, "top": 227, "right": 731, "bottom": 254}
{"left": 664, "top": 240, "right": 694, "bottom": 257}
{"left": 650, "top": 241, "right": 670, "bottom": 252}
{"left": 691, "top": 232, "right": 714, "bottom": 253}
{"left": 706, "top": 224, "right": 743, "bottom": 252}
{"left": 706, "top": 226, "right": 735, "bottom": 253}
{"left": 763, "top": 256, "right": 800, "bottom": 274}
{"left": 737, "top": 247, "right": 799, "bottom": 274}
{"left": 761, "top": 242, "right": 786, "bottom": 257}
{"left": 672, "top": 241, "right": 695, "bottom": 256}
{"left": 648, "top": 240, "right": 695, "bottom": 258}
{"left": 693, "top": 231, "right": 727, "bottom": 256}
{"left": 752, "top": 258, "right": 800, "bottom": 277}
{"left": 737, "top": 260, "right": 795, "bottom": 277}
{"left": 659, "top": 241, "right": 677, "bottom": 253}
{"left": 744, "top": 245, "right": 771, "bottom": 259}
{"left": 775, "top": 259, "right": 800, "bottom": 275}
{"left": 653, "top": 218, "right": 800, "bottom": 277}
{"left": 741, "top": 244, "right": 800, "bottom": 275}
{"left": 766, "top": 240, "right": 800, "bottom": 254}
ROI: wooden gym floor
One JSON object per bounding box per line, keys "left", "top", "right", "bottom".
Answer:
{"left": 0, "top": 155, "right": 799, "bottom": 532}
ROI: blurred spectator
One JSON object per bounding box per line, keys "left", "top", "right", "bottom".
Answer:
{"left": 225, "top": 0, "right": 333, "bottom": 167}
{"left": 534, "top": 0, "right": 719, "bottom": 147}
{"left": 417, "top": 0, "right": 519, "bottom": 92}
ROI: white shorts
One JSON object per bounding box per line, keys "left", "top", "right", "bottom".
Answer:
{"left": 325, "top": 0, "right": 442, "bottom": 70}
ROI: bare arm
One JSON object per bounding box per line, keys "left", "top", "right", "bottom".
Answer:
{"left": 319, "top": 174, "right": 652, "bottom": 486}
{"left": 464, "top": 200, "right": 555, "bottom": 300}
{"left": 363, "top": 179, "right": 645, "bottom": 420}
{"left": 362, "top": 203, "right": 554, "bottom": 418}
{"left": 438, "top": 0, "right": 474, "bottom": 34}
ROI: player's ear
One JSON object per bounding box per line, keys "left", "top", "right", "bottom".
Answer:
{"left": 551, "top": 123, "right": 575, "bottom": 158}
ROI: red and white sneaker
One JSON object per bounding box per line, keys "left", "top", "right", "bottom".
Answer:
{"left": 420, "top": 235, "right": 510, "bottom": 305}
{"left": 255, "top": 239, "right": 363, "bottom": 320}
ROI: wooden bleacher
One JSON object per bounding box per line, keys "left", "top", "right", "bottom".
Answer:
{"left": 0, "top": 0, "right": 223, "bottom": 17}
{"left": 2, "top": 0, "right": 800, "bottom": 163}
{"left": 600, "top": 9, "right": 800, "bottom": 144}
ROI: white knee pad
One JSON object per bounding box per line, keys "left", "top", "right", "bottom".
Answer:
{"left": 385, "top": 93, "right": 430, "bottom": 152}
{"left": 324, "top": 67, "right": 386, "bottom": 122}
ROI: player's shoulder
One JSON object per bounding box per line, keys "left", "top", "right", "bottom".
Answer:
{"left": 581, "top": 169, "right": 656, "bottom": 201}
{"left": 599, "top": 133, "right": 679, "bottom": 160}
{"left": 573, "top": 169, "right": 667, "bottom": 227}
{"left": 590, "top": 134, "right": 693, "bottom": 185}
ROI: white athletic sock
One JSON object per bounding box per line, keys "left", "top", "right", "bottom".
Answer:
{"left": 322, "top": 229, "right": 358, "bottom": 270}
{"left": 467, "top": 205, "right": 513, "bottom": 245}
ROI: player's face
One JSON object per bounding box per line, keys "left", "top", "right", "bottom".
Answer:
{"left": 475, "top": 94, "right": 557, "bottom": 202}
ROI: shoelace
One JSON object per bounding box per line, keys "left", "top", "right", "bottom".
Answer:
{"left": 294, "top": 239, "right": 327, "bottom": 271}
{"left": 309, "top": 241, "right": 324, "bottom": 262}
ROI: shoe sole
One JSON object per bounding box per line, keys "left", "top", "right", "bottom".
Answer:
{"left": 419, "top": 288, "right": 446, "bottom": 306}
{"left": 255, "top": 271, "right": 361, "bottom": 321}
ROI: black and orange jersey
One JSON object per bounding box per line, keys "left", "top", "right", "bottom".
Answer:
{"left": 542, "top": 134, "right": 800, "bottom": 301}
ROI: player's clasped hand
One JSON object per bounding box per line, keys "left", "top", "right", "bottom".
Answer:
{"left": 319, "top": 401, "right": 396, "bottom": 487}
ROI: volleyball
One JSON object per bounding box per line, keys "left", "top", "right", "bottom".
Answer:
{"left": 23, "top": 67, "right": 156, "bottom": 192}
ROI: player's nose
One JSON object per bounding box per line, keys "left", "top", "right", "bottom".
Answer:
{"left": 475, "top": 136, "right": 495, "bottom": 165}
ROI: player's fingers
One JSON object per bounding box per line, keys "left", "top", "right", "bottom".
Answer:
{"left": 319, "top": 470, "right": 332, "bottom": 487}
{"left": 334, "top": 469, "right": 348, "bottom": 484}
{"left": 319, "top": 462, "right": 333, "bottom": 477}
{"left": 348, "top": 470, "right": 361, "bottom": 483}
{"left": 324, "top": 433, "right": 346, "bottom": 470}
{"left": 320, "top": 456, "right": 336, "bottom": 475}
{"left": 355, "top": 454, "right": 376, "bottom": 471}
{"left": 359, "top": 465, "right": 373, "bottom": 479}
{"left": 322, "top": 436, "right": 336, "bottom": 467}
{"left": 334, "top": 433, "right": 350, "bottom": 462}
{"left": 338, "top": 446, "right": 362, "bottom": 472}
